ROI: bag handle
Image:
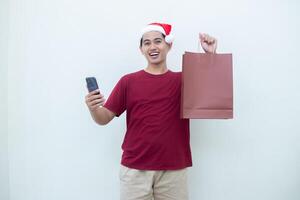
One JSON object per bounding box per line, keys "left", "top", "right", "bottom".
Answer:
{"left": 197, "top": 38, "right": 201, "bottom": 52}
{"left": 197, "top": 32, "right": 205, "bottom": 53}
{"left": 198, "top": 33, "right": 204, "bottom": 53}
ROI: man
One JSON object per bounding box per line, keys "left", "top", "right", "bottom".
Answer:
{"left": 85, "top": 22, "right": 217, "bottom": 200}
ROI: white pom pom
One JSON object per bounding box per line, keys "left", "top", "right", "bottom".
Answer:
{"left": 165, "top": 34, "right": 174, "bottom": 44}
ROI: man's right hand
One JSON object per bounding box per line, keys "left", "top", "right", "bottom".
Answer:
{"left": 85, "top": 89, "right": 106, "bottom": 112}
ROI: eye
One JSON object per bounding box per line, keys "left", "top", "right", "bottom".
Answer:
{"left": 155, "top": 40, "right": 162, "bottom": 44}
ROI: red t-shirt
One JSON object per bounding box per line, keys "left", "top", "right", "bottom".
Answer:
{"left": 103, "top": 69, "right": 192, "bottom": 170}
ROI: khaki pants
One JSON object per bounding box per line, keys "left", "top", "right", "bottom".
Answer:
{"left": 119, "top": 164, "right": 189, "bottom": 200}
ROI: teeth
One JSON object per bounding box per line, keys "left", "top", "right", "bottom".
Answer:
{"left": 150, "top": 52, "right": 159, "bottom": 56}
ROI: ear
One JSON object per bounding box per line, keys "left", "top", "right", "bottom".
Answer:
{"left": 167, "top": 43, "right": 173, "bottom": 51}
{"left": 139, "top": 46, "right": 144, "bottom": 55}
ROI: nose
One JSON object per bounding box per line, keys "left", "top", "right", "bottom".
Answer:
{"left": 149, "top": 43, "right": 157, "bottom": 50}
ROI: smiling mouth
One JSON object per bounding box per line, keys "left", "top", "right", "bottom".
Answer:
{"left": 149, "top": 52, "right": 160, "bottom": 59}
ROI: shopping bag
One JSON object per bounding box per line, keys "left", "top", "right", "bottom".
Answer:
{"left": 180, "top": 52, "right": 233, "bottom": 119}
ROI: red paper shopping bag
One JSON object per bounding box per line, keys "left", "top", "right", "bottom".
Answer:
{"left": 180, "top": 52, "right": 233, "bottom": 119}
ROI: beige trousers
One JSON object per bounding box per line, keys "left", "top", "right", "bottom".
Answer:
{"left": 119, "top": 164, "right": 189, "bottom": 200}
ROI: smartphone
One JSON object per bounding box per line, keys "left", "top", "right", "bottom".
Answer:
{"left": 86, "top": 77, "right": 100, "bottom": 94}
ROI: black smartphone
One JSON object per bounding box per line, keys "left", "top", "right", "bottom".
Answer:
{"left": 86, "top": 77, "right": 100, "bottom": 94}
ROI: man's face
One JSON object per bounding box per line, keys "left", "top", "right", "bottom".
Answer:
{"left": 140, "top": 31, "right": 172, "bottom": 66}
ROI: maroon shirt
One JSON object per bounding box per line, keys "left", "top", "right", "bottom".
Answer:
{"left": 103, "top": 69, "right": 192, "bottom": 170}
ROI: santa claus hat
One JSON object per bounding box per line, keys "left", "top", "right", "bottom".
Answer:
{"left": 141, "top": 22, "right": 174, "bottom": 44}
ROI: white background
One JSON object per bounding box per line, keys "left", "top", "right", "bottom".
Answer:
{"left": 1, "top": 0, "right": 300, "bottom": 200}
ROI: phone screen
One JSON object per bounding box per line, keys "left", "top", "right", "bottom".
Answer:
{"left": 86, "top": 77, "right": 99, "bottom": 93}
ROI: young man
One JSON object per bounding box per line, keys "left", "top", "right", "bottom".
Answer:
{"left": 85, "top": 22, "right": 217, "bottom": 200}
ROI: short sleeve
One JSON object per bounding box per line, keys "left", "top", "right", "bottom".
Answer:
{"left": 103, "top": 76, "right": 127, "bottom": 117}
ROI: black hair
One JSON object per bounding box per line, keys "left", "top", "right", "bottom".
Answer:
{"left": 140, "top": 33, "right": 166, "bottom": 47}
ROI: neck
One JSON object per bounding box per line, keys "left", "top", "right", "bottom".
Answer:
{"left": 145, "top": 62, "right": 168, "bottom": 75}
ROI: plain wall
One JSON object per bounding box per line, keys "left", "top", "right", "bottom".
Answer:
{"left": 4, "top": 0, "right": 300, "bottom": 200}
{"left": 0, "top": 0, "right": 10, "bottom": 199}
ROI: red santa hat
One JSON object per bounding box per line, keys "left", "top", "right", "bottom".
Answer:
{"left": 141, "top": 22, "right": 174, "bottom": 44}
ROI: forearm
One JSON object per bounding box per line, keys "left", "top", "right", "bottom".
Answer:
{"left": 89, "top": 106, "right": 114, "bottom": 125}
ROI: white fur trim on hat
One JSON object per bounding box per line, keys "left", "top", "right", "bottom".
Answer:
{"left": 141, "top": 26, "right": 174, "bottom": 44}
{"left": 165, "top": 34, "right": 174, "bottom": 43}
{"left": 141, "top": 25, "right": 166, "bottom": 36}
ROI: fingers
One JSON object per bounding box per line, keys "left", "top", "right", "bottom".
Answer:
{"left": 199, "top": 33, "right": 217, "bottom": 44}
{"left": 88, "top": 98, "right": 105, "bottom": 110}
{"left": 89, "top": 97, "right": 105, "bottom": 106}
{"left": 85, "top": 89, "right": 106, "bottom": 111}
{"left": 86, "top": 89, "right": 100, "bottom": 98}
{"left": 86, "top": 97, "right": 106, "bottom": 110}
{"left": 89, "top": 93, "right": 103, "bottom": 101}
{"left": 85, "top": 90, "right": 101, "bottom": 101}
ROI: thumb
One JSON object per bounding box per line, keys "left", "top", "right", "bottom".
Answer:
{"left": 199, "top": 33, "right": 205, "bottom": 40}
{"left": 199, "top": 33, "right": 206, "bottom": 46}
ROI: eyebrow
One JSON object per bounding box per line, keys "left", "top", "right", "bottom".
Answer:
{"left": 143, "top": 38, "right": 162, "bottom": 43}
